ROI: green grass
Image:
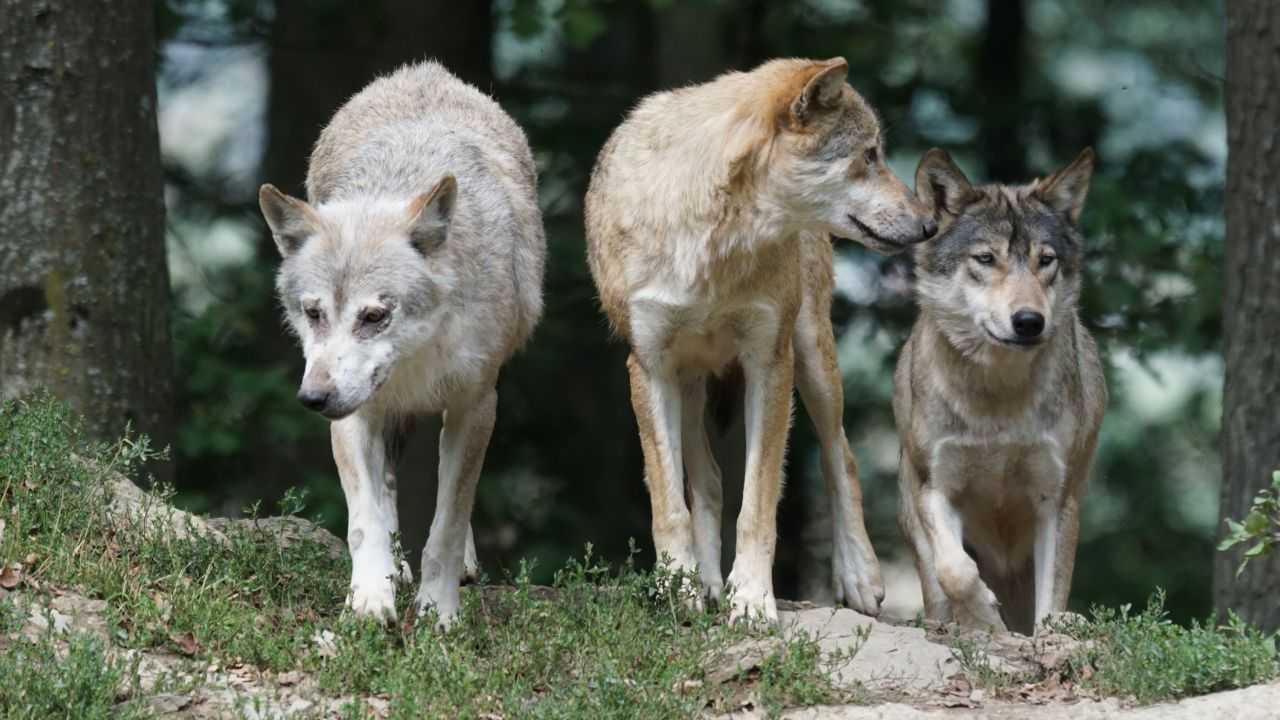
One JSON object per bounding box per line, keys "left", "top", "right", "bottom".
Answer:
{"left": 1056, "top": 590, "right": 1279, "bottom": 703}
{"left": 0, "top": 624, "right": 146, "bottom": 720}
{"left": 0, "top": 392, "right": 852, "bottom": 718}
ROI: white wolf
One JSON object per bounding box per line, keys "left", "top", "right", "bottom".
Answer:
{"left": 258, "top": 61, "right": 545, "bottom": 625}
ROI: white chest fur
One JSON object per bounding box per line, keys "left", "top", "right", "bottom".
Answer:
{"left": 629, "top": 278, "right": 781, "bottom": 374}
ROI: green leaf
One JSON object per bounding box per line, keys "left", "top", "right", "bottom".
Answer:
{"left": 1244, "top": 511, "right": 1269, "bottom": 536}
{"left": 1243, "top": 541, "right": 1270, "bottom": 558}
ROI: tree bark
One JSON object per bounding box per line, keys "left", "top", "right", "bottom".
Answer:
{"left": 978, "top": 0, "right": 1028, "bottom": 181}
{"left": 1216, "top": 0, "right": 1280, "bottom": 632}
{"left": 0, "top": 0, "right": 172, "bottom": 453}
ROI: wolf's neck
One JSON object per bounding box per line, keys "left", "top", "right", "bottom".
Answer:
{"left": 924, "top": 314, "right": 1052, "bottom": 402}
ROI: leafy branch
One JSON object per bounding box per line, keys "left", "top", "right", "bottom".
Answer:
{"left": 1219, "top": 471, "right": 1280, "bottom": 577}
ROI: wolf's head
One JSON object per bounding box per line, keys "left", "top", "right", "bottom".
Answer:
{"left": 258, "top": 176, "right": 458, "bottom": 419}
{"left": 910, "top": 148, "right": 1095, "bottom": 356}
{"left": 757, "top": 58, "right": 935, "bottom": 253}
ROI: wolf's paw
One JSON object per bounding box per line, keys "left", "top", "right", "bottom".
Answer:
{"left": 415, "top": 581, "right": 461, "bottom": 629}
{"left": 832, "top": 539, "right": 885, "bottom": 616}
{"left": 462, "top": 541, "right": 480, "bottom": 585}
{"left": 347, "top": 581, "right": 397, "bottom": 624}
{"left": 727, "top": 584, "right": 778, "bottom": 625}
{"left": 1035, "top": 610, "right": 1084, "bottom": 637}
{"left": 700, "top": 575, "right": 725, "bottom": 605}
{"left": 834, "top": 570, "right": 885, "bottom": 618}
{"left": 726, "top": 563, "right": 778, "bottom": 625}
{"left": 655, "top": 566, "right": 706, "bottom": 612}
{"left": 395, "top": 560, "right": 414, "bottom": 584}
{"left": 965, "top": 588, "right": 1007, "bottom": 634}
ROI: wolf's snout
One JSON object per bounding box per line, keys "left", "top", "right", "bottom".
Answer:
{"left": 297, "top": 387, "right": 332, "bottom": 413}
{"left": 1011, "top": 309, "right": 1045, "bottom": 339}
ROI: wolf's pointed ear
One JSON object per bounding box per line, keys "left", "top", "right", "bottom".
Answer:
{"left": 914, "top": 148, "right": 977, "bottom": 219}
{"left": 259, "top": 184, "right": 321, "bottom": 257}
{"left": 406, "top": 174, "right": 457, "bottom": 255}
{"left": 790, "top": 57, "right": 848, "bottom": 125}
{"left": 1034, "top": 148, "right": 1094, "bottom": 224}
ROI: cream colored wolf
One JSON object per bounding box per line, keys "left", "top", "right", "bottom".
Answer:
{"left": 585, "top": 57, "right": 937, "bottom": 621}
{"left": 258, "top": 62, "right": 545, "bottom": 626}
{"left": 895, "top": 148, "right": 1106, "bottom": 634}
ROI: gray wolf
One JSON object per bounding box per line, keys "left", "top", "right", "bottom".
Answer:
{"left": 585, "top": 57, "right": 936, "bottom": 621}
{"left": 894, "top": 148, "right": 1106, "bottom": 634}
{"left": 258, "top": 61, "right": 545, "bottom": 626}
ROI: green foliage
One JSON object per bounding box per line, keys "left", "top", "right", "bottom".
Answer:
{"left": 947, "top": 634, "right": 1029, "bottom": 690}
{"left": 1218, "top": 470, "right": 1280, "bottom": 576}
{"left": 0, "top": 391, "right": 346, "bottom": 673}
{"left": 0, "top": 628, "right": 145, "bottom": 720}
{"left": 1057, "top": 590, "right": 1280, "bottom": 704}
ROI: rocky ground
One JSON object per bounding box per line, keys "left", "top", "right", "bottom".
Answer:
{"left": 7, "top": 580, "right": 1279, "bottom": 718}
{"left": 3, "top": 470, "right": 1277, "bottom": 718}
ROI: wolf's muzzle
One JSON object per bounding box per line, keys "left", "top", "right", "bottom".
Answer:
{"left": 297, "top": 388, "right": 332, "bottom": 413}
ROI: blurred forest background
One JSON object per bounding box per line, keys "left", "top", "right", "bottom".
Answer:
{"left": 1, "top": 0, "right": 1246, "bottom": 624}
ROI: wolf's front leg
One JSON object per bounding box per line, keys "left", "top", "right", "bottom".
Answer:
{"left": 627, "top": 353, "right": 700, "bottom": 593}
{"left": 727, "top": 336, "right": 794, "bottom": 624}
{"left": 898, "top": 460, "right": 952, "bottom": 623}
{"left": 332, "top": 414, "right": 402, "bottom": 623}
{"left": 1034, "top": 495, "right": 1063, "bottom": 628}
{"left": 918, "top": 486, "right": 1006, "bottom": 632}
{"left": 416, "top": 387, "right": 497, "bottom": 628}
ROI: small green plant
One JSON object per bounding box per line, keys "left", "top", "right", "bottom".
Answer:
{"left": 1057, "top": 590, "right": 1279, "bottom": 703}
{"left": 949, "top": 634, "right": 1013, "bottom": 688}
{"left": 0, "top": 627, "right": 145, "bottom": 720}
{"left": 1218, "top": 470, "right": 1280, "bottom": 577}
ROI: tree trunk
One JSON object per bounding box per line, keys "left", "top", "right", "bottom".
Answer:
{"left": 1216, "top": 0, "right": 1280, "bottom": 632}
{"left": 978, "top": 0, "right": 1028, "bottom": 181}
{"left": 0, "top": 0, "right": 172, "bottom": 455}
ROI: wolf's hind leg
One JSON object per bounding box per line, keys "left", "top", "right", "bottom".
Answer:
{"left": 462, "top": 524, "right": 480, "bottom": 584}
{"left": 416, "top": 387, "right": 497, "bottom": 628}
{"left": 332, "top": 414, "right": 401, "bottom": 623}
{"left": 794, "top": 300, "right": 884, "bottom": 616}
{"left": 681, "top": 374, "right": 724, "bottom": 602}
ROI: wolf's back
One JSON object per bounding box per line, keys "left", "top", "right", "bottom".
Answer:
{"left": 307, "top": 61, "right": 535, "bottom": 200}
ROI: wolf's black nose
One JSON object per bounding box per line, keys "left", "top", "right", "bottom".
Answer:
{"left": 1011, "top": 310, "right": 1045, "bottom": 338}
{"left": 922, "top": 219, "right": 938, "bottom": 239}
{"left": 297, "top": 388, "right": 330, "bottom": 412}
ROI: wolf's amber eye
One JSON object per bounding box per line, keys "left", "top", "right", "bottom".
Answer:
{"left": 361, "top": 308, "right": 387, "bottom": 324}
{"left": 1039, "top": 254, "right": 1057, "bottom": 267}
{"left": 304, "top": 306, "right": 321, "bottom": 321}
{"left": 973, "top": 253, "right": 995, "bottom": 265}
{"left": 864, "top": 147, "right": 878, "bottom": 164}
